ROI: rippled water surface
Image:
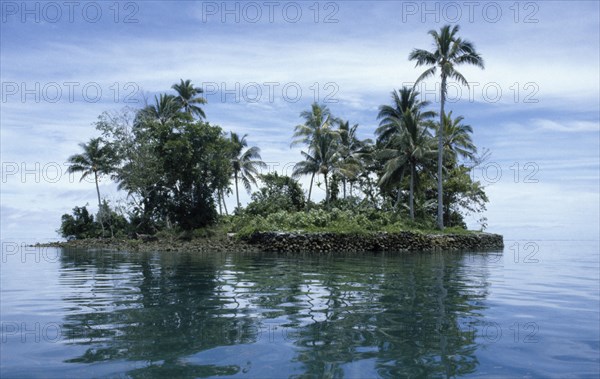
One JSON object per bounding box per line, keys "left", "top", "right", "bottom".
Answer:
{"left": 1, "top": 241, "right": 599, "bottom": 378}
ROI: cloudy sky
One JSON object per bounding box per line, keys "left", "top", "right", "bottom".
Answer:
{"left": 1, "top": 1, "right": 598, "bottom": 242}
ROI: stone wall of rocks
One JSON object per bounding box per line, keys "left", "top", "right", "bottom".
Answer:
{"left": 245, "top": 231, "right": 504, "bottom": 253}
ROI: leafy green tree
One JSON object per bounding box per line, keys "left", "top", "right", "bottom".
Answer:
{"left": 59, "top": 205, "right": 99, "bottom": 238}
{"left": 155, "top": 120, "right": 234, "bottom": 229}
{"left": 442, "top": 165, "right": 488, "bottom": 227}
{"left": 96, "top": 105, "right": 233, "bottom": 231}
{"left": 229, "top": 132, "right": 267, "bottom": 209}
{"left": 172, "top": 79, "right": 207, "bottom": 119}
{"left": 409, "top": 24, "right": 484, "bottom": 229}
{"left": 98, "top": 200, "right": 130, "bottom": 238}
{"left": 96, "top": 109, "right": 167, "bottom": 232}
{"left": 245, "top": 173, "right": 305, "bottom": 216}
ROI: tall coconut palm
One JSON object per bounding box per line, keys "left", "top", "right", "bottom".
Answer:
{"left": 409, "top": 24, "right": 484, "bottom": 229}
{"left": 230, "top": 132, "right": 267, "bottom": 208}
{"left": 172, "top": 79, "right": 207, "bottom": 119}
{"left": 67, "top": 137, "right": 116, "bottom": 233}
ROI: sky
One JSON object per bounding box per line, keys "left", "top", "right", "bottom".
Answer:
{"left": 1, "top": 0, "right": 599, "bottom": 242}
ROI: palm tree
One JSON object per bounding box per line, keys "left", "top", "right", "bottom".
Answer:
{"left": 311, "top": 130, "right": 357, "bottom": 203}
{"left": 67, "top": 137, "right": 116, "bottom": 233}
{"left": 377, "top": 87, "right": 435, "bottom": 212}
{"left": 172, "top": 79, "right": 207, "bottom": 119}
{"left": 137, "top": 94, "right": 182, "bottom": 126}
{"left": 292, "top": 150, "right": 320, "bottom": 203}
{"left": 441, "top": 111, "right": 477, "bottom": 162}
{"left": 338, "top": 120, "right": 370, "bottom": 198}
{"left": 291, "top": 103, "right": 337, "bottom": 147}
{"left": 230, "top": 132, "right": 267, "bottom": 208}
{"left": 291, "top": 103, "right": 339, "bottom": 202}
{"left": 409, "top": 24, "right": 484, "bottom": 229}
{"left": 376, "top": 87, "right": 433, "bottom": 146}
{"left": 378, "top": 109, "right": 435, "bottom": 220}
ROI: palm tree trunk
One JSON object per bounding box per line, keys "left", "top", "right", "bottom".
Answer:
{"left": 409, "top": 162, "right": 415, "bottom": 220}
{"left": 437, "top": 75, "right": 446, "bottom": 230}
{"left": 307, "top": 172, "right": 315, "bottom": 203}
{"left": 94, "top": 171, "right": 105, "bottom": 236}
{"left": 394, "top": 186, "right": 402, "bottom": 210}
{"left": 217, "top": 191, "right": 222, "bottom": 215}
{"left": 394, "top": 169, "right": 405, "bottom": 210}
{"left": 221, "top": 189, "right": 229, "bottom": 216}
{"left": 234, "top": 171, "right": 241, "bottom": 209}
{"left": 324, "top": 173, "right": 329, "bottom": 204}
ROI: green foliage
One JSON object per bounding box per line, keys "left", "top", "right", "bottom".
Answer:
{"left": 443, "top": 165, "right": 489, "bottom": 228}
{"left": 59, "top": 205, "right": 100, "bottom": 239}
{"left": 244, "top": 173, "right": 305, "bottom": 216}
{"left": 99, "top": 201, "right": 130, "bottom": 238}
{"left": 97, "top": 98, "right": 233, "bottom": 231}
{"left": 61, "top": 65, "right": 493, "bottom": 240}
{"left": 228, "top": 132, "right": 267, "bottom": 208}
{"left": 230, "top": 203, "right": 451, "bottom": 238}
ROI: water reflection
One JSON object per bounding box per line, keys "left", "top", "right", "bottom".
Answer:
{"left": 57, "top": 248, "right": 496, "bottom": 378}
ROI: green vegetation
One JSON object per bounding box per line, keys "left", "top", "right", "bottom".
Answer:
{"left": 59, "top": 25, "right": 490, "bottom": 241}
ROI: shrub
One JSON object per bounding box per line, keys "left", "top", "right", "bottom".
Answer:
{"left": 59, "top": 205, "right": 100, "bottom": 239}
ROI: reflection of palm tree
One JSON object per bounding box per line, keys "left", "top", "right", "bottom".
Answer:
{"left": 58, "top": 250, "right": 259, "bottom": 377}
{"left": 56, "top": 248, "right": 492, "bottom": 378}
{"left": 410, "top": 24, "right": 484, "bottom": 229}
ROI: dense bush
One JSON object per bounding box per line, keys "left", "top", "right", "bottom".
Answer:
{"left": 59, "top": 206, "right": 100, "bottom": 239}
{"left": 59, "top": 203, "right": 130, "bottom": 239}
{"left": 244, "top": 173, "right": 305, "bottom": 216}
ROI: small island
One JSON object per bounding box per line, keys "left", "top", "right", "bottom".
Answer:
{"left": 48, "top": 25, "right": 502, "bottom": 253}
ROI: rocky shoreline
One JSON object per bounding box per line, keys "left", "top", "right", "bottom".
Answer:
{"left": 247, "top": 231, "right": 503, "bottom": 252}
{"left": 36, "top": 231, "right": 503, "bottom": 253}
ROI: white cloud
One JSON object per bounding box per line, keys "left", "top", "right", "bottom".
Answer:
{"left": 533, "top": 119, "right": 599, "bottom": 133}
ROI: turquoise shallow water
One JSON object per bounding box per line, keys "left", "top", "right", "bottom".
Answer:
{"left": 1, "top": 240, "right": 599, "bottom": 378}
